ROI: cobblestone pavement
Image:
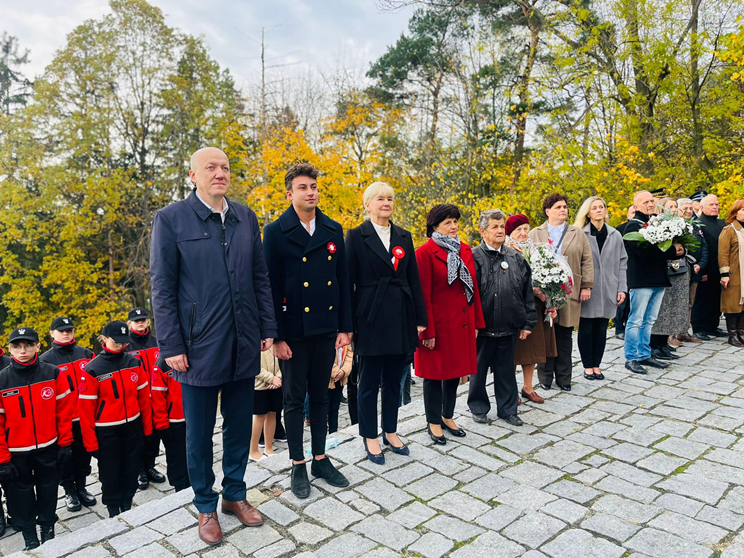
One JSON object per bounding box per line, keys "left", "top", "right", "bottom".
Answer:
{"left": 4, "top": 331, "right": 744, "bottom": 558}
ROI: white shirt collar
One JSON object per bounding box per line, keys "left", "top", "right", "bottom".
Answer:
{"left": 484, "top": 241, "right": 501, "bottom": 253}
{"left": 195, "top": 190, "right": 229, "bottom": 223}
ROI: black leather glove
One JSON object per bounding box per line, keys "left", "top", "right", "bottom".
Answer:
{"left": 57, "top": 445, "right": 73, "bottom": 466}
{"left": 89, "top": 449, "right": 100, "bottom": 460}
{"left": 0, "top": 462, "right": 18, "bottom": 482}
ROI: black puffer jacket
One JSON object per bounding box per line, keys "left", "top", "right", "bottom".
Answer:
{"left": 473, "top": 243, "right": 537, "bottom": 337}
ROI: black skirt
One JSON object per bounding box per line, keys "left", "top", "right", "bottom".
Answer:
{"left": 254, "top": 387, "right": 283, "bottom": 415}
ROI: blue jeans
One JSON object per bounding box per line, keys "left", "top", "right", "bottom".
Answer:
{"left": 180, "top": 378, "right": 254, "bottom": 513}
{"left": 625, "top": 287, "right": 666, "bottom": 362}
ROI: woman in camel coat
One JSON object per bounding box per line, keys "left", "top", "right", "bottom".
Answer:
{"left": 719, "top": 199, "right": 744, "bottom": 346}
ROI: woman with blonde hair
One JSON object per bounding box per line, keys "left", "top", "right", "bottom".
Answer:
{"left": 574, "top": 197, "right": 627, "bottom": 379}
{"left": 345, "top": 181, "right": 428, "bottom": 464}
{"left": 719, "top": 199, "right": 744, "bottom": 346}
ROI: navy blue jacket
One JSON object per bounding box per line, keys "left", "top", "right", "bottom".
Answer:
{"left": 263, "top": 206, "right": 353, "bottom": 341}
{"left": 150, "top": 191, "right": 277, "bottom": 387}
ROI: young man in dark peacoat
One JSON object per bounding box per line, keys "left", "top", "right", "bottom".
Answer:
{"left": 263, "top": 162, "right": 353, "bottom": 498}
{"left": 345, "top": 182, "right": 428, "bottom": 463}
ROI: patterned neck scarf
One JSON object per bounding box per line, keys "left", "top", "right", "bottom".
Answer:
{"left": 432, "top": 232, "right": 474, "bottom": 303}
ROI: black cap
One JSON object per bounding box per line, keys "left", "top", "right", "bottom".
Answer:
{"left": 691, "top": 190, "right": 707, "bottom": 202}
{"left": 9, "top": 327, "right": 40, "bottom": 344}
{"left": 50, "top": 316, "right": 75, "bottom": 331}
{"left": 102, "top": 321, "right": 131, "bottom": 344}
{"left": 127, "top": 307, "right": 150, "bottom": 321}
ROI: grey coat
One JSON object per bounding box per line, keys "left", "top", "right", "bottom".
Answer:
{"left": 580, "top": 224, "right": 628, "bottom": 319}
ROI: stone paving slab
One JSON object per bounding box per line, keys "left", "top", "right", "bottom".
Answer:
{"left": 4, "top": 328, "right": 744, "bottom": 557}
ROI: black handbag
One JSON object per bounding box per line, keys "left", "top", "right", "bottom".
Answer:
{"left": 667, "top": 259, "right": 688, "bottom": 277}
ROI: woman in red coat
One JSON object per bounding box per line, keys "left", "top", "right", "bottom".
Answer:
{"left": 415, "top": 204, "right": 485, "bottom": 444}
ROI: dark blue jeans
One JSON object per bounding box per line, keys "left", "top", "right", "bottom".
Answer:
{"left": 180, "top": 378, "right": 254, "bottom": 513}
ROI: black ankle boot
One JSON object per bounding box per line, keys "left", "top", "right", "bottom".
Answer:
{"left": 726, "top": 316, "right": 744, "bottom": 347}
{"left": 40, "top": 524, "right": 54, "bottom": 544}
{"left": 22, "top": 529, "right": 40, "bottom": 550}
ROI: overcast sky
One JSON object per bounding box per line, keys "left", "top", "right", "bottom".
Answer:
{"left": 2, "top": 0, "right": 416, "bottom": 88}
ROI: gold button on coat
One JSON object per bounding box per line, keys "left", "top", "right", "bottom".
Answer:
{"left": 328, "top": 256, "right": 332, "bottom": 261}
{"left": 304, "top": 307, "right": 310, "bottom": 313}
{"left": 328, "top": 281, "right": 332, "bottom": 286}
{"left": 329, "top": 306, "right": 333, "bottom": 310}
{"left": 304, "top": 282, "right": 309, "bottom": 287}
{"left": 302, "top": 257, "right": 307, "bottom": 262}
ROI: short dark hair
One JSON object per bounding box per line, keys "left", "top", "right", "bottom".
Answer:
{"left": 543, "top": 193, "right": 568, "bottom": 212}
{"left": 426, "top": 204, "right": 461, "bottom": 237}
{"left": 285, "top": 162, "right": 320, "bottom": 191}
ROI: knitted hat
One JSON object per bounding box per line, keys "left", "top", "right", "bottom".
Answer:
{"left": 506, "top": 214, "right": 529, "bottom": 236}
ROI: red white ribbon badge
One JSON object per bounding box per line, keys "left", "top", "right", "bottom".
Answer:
{"left": 327, "top": 242, "right": 337, "bottom": 254}
{"left": 392, "top": 246, "right": 405, "bottom": 270}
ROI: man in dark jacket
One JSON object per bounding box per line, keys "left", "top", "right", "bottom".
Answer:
{"left": 469, "top": 209, "right": 536, "bottom": 426}
{"left": 677, "top": 198, "right": 707, "bottom": 342}
{"left": 691, "top": 194, "right": 726, "bottom": 339}
{"left": 150, "top": 147, "right": 277, "bottom": 545}
{"left": 614, "top": 205, "right": 636, "bottom": 338}
{"left": 623, "top": 191, "right": 684, "bottom": 375}
{"left": 263, "top": 162, "right": 353, "bottom": 499}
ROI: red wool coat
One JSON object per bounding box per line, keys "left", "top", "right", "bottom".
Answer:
{"left": 414, "top": 238, "right": 485, "bottom": 380}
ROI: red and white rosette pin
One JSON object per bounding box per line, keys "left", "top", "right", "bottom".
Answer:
{"left": 392, "top": 246, "right": 405, "bottom": 270}
{"left": 327, "top": 242, "right": 337, "bottom": 254}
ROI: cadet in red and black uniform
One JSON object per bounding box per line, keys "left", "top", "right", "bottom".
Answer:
{"left": 0, "top": 328, "right": 74, "bottom": 550}
{"left": 79, "top": 321, "right": 152, "bottom": 518}
{"left": 0, "top": 338, "right": 10, "bottom": 537}
{"left": 151, "top": 358, "right": 189, "bottom": 492}
{"left": 125, "top": 307, "right": 166, "bottom": 490}
{"left": 39, "top": 317, "right": 97, "bottom": 512}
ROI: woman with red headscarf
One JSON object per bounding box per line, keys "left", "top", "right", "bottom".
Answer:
{"left": 505, "top": 214, "right": 555, "bottom": 403}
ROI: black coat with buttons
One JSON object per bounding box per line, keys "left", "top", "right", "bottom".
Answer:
{"left": 263, "top": 206, "right": 353, "bottom": 341}
{"left": 150, "top": 190, "right": 278, "bottom": 387}
{"left": 345, "top": 220, "right": 427, "bottom": 356}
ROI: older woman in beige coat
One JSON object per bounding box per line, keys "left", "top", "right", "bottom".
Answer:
{"left": 529, "top": 193, "right": 594, "bottom": 391}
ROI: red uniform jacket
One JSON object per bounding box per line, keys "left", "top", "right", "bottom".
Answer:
{"left": 40, "top": 341, "right": 94, "bottom": 422}
{"left": 79, "top": 348, "right": 153, "bottom": 452}
{"left": 414, "top": 238, "right": 485, "bottom": 381}
{"left": 150, "top": 359, "right": 185, "bottom": 431}
{"left": 0, "top": 356, "right": 74, "bottom": 463}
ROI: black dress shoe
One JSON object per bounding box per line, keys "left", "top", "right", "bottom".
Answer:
{"left": 713, "top": 328, "right": 727, "bottom": 337}
{"left": 625, "top": 361, "right": 648, "bottom": 374}
{"left": 363, "top": 439, "right": 385, "bottom": 465}
{"left": 22, "top": 529, "right": 40, "bottom": 550}
{"left": 65, "top": 492, "right": 82, "bottom": 512}
{"left": 556, "top": 384, "right": 571, "bottom": 392}
{"left": 594, "top": 372, "right": 605, "bottom": 380}
{"left": 583, "top": 372, "right": 596, "bottom": 380}
{"left": 641, "top": 356, "right": 669, "bottom": 369}
{"left": 427, "top": 425, "right": 447, "bottom": 445}
{"left": 291, "top": 463, "right": 311, "bottom": 499}
{"left": 660, "top": 346, "right": 680, "bottom": 359}
{"left": 694, "top": 331, "right": 712, "bottom": 341}
{"left": 40, "top": 525, "right": 54, "bottom": 544}
{"left": 651, "top": 348, "right": 674, "bottom": 361}
{"left": 502, "top": 415, "right": 523, "bottom": 426}
{"left": 539, "top": 383, "right": 552, "bottom": 390}
{"left": 78, "top": 489, "right": 97, "bottom": 507}
{"left": 146, "top": 467, "right": 166, "bottom": 483}
{"left": 311, "top": 457, "right": 349, "bottom": 488}
{"left": 0, "top": 510, "right": 6, "bottom": 538}
{"left": 107, "top": 505, "right": 120, "bottom": 518}
{"left": 138, "top": 471, "right": 149, "bottom": 490}
{"left": 443, "top": 424, "right": 466, "bottom": 437}
{"left": 383, "top": 436, "right": 410, "bottom": 456}
{"left": 471, "top": 413, "right": 488, "bottom": 424}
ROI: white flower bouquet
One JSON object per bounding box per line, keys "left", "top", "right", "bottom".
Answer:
{"left": 524, "top": 243, "right": 573, "bottom": 323}
{"left": 622, "top": 213, "right": 700, "bottom": 252}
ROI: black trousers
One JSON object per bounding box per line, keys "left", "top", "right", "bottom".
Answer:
{"left": 357, "top": 355, "right": 407, "bottom": 439}
{"left": 692, "top": 275, "right": 722, "bottom": 333}
{"left": 141, "top": 430, "right": 161, "bottom": 471}
{"left": 578, "top": 317, "right": 610, "bottom": 368}
{"left": 650, "top": 334, "right": 669, "bottom": 350}
{"left": 423, "top": 378, "right": 459, "bottom": 425}
{"left": 282, "top": 335, "right": 336, "bottom": 461}
{"left": 469, "top": 335, "right": 518, "bottom": 418}
{"left": 328, "top": 382, "right": 344, "bottom": 435}
{"left": 348, "top": 361, "right": 359, "bottom": 426}
{"left": 5, "top": 445, "right": 59, "bottom": 532}
{"left": 615, "top": 297, "right": 630, "bottom": 335}
{"left": 538, "top": 324, "right": 574, "bottom": 387}
{"left": 97, "top": 419, "right": 144, "bottom": 509}
{"left": 60, "top": 421, "right": 92, "bottom": 494}
{"left": 160, "top": 422, "right": 190, "bottom": 491}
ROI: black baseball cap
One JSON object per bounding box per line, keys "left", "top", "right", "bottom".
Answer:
{"left": 9, "top": 327, "right": 40, "bottom": 344}
{"left": 127, "top": 307, "right": 150, "bottom": 321}
{"left": 51, "top": 316, "right": 75, "bottom": 331}
{"left": 102, "top": 321, "right": 131, "bottom": 343}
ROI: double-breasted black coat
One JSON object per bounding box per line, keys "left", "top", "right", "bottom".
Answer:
{"left": 263, "top": 206, "right": 353, "bottom": 341}
{"left": 345, "top": 220, "right": 428, "bottom": 356}
{"left": 150, "top": 191, "right": 278, "bottom": 387}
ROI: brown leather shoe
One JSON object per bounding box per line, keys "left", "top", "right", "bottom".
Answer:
{"left": 668, "top": 336, "right": 683, "bottom": 347}
{"left": 521, "top": 389, "right": 545, "bottom": 404}
{"left": 678, "top": 333, "right": 702, "bottom": 343}
{"left": 221, "top": 499, "right": 265, "bottom": 527}
{"left": 198, "top": 512, "right": 223, "bottom": 545}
